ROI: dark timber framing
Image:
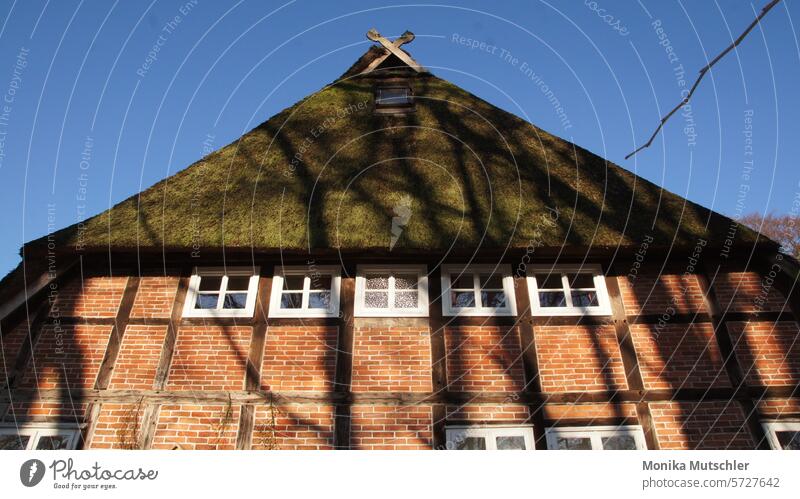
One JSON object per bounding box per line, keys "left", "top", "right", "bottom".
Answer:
{"left": 2, "top": 249, "right": 799, "bottom": 451}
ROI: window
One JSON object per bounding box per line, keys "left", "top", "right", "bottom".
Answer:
{"left": 0, "top": 426, "right": 80, "bottom": 450}
{"left": 375, "top": 86, "right": 412, "bottom": 107}
{"left": 527, "top": 264, "right": 611, "bottom": 316}
{"left": 545, "top": 426, "right": 646, "bottom": 450}
{"left": 763, "top": 421, "right": 800, "bottom": 450}
{"left": 268, "top": 266, "right": 341, "bottom": 318}
{"left": 355, "top": 265, "right": 428, "bottom": 317}
{"left": 182, "top": 267, "right": 260, "bottom": 318}
{"left": 446, "top": 426, "right": 534, "bottom": 450}
{"left": 441, "top": 264, "right": 517, "bottom": 316}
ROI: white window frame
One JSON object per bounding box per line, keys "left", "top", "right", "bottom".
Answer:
{"left": 445, "top": 425, "right": 535, "bottom": 450}
{"left": 545, "top": 425, "right": 646, "bottom": 450}
{"left": 0, "top": 424, "right": 81, "bottom": 450}
{"left": 441, "top": 264, "right": 517, "bottom": 317}
{"left": 762, "top": 421, "right": 800, "bottom": 450}
{"left": 182, "top": 266, "right": 260, "bottom": 318}
{"left": 268, "top": 265, "right": 342, "bottom": 318}
{"left": 355, "top": 265, "right": 429, "bottom": 317}
{"left": 527, "top": 264, "right": 612, "bottom": 316}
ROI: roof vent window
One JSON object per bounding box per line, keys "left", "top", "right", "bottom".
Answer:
{"left": 375, "top": 86, "right": 413, "bottom": 114}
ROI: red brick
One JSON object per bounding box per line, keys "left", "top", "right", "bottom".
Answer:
{"left": 649, "top": 401, "right": 755, "bottom": 449}
{"left": 251, "top": 404, "right": 335, "bottom": 450}
{"left": 350, "top": 404, "right": 432, "bottom": 450}
{"left": 50, "top": 276, "right": 127, "bottom": 318}
{"left": 151, "top": 404, "right": 240, "bottom": 450}
{"left": 630, "top": 323, "right": 729, "bottom": 389}
{"left": 260, "top": 326, "right": 337, "bottom": 391}
{"left": 109, "top": 325, "right": 168, "bottom": 389}
{"left": 352, "top": 326, "right": 431, "bottom": 392}
{"left": 535, "top": 325, "right": 627, "bottom": 392}
{"left": 130, "top": 277, "right": 179, "bottom": 318}
{"left": 166, "top": 326, "right": 251, "bottom": 391}
{"left": 444, "top": 326, "right": 525, "bottom": 392}
{"left": 714, "top": 272, "right": 786, "bottom": 313}
{"left": 728, "top": 321, "right": 800, "bottom": 387}
{"left": 618, "top": 274, "right": 706, "bottom": 316}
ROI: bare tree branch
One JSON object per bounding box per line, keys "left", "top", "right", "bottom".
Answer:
{"left": 626, "top": 0, "right": 782, "bottom": 160}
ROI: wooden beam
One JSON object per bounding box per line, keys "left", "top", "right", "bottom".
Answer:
{"left": 95, "top": 276, "right": 140, "bottom": 389}
{"left": 139, "top": 403, "right": 160, "bottom": 450}
{"left": 428, "top": 268, "right": 447, "bottom": 391}
{"left": 235, "top": 404, "right": 254, "bottom": 450}
{"left": 152, "top": 273, "right": 190, "bottom": 390}
{"left": 698, "top": 263, "right": 770, "bottom": 450}
{"left": 245, "top": 273, "right": 272, "bottom": 391}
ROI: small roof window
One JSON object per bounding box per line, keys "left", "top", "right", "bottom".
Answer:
{"left": 375, "top": 85, "right": 413, "bottom": 114}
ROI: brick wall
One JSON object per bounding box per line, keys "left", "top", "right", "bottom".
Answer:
{"left": 166, "top": 326, "right": 251, "bottom": 391}
{"left": 352, "top": 326, "right": 431, "bottom": 392}
{"left": 543, "top": 403, "right": 638, "bottom": 421}
{"left": 130, "top": 277, "right": 179, "bottom": 319}
{"left": 50, "top": 276, "right": 127, "bottom": 318}
{"left": 350, "top": 405, "right": 432, "bottom": 450}
{"left": 260, "top": 326, "right": 337, "bottom": 391}
{"left": 445, "top": 404, "right": 531, "bottom": 423}
{"left": 728, "top": 321, "right": 800, "bottom": 387}
{"left": 109, "top": 325, "right": 169, "bottom": 389}
{"left": 151, "top": 404, "right": 240, "bottom": 450}
{"left": 535, "top": 325, "right": 627, "bottom": 392}
{"left": 758, "top": 398, "right": 800, "bottom": 417}
{"left": 649, "top": 401, "right": 755, "bottom": 449}
{"left": 630, "top": 323, "right": 729, "bottom": 389}
{"left": 618, "top": 274, "right": 706, "bottom": 316}
{"left": 714, "top": 272, "right": 786, "bottom": 312}
{"left": 251, "top": 404, "right": 335, "bottom": 450}
{"left": 90, "top": 403, "right": 145, "bottom": 449}
{"left": 7, "top": 401, "right": 89, "bottom": 423}
{"left": 444, "top": 326, "right": 525, "bottom": 392}
{"left": 0, "top": 323, "right": 28, "bottom": 387}
{"left": 18, "top": 324, "right": 113, "bottom": 390}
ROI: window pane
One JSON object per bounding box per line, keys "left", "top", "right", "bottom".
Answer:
{"left": 571, "top": 290, "right": 599, "bottom": 307}
{"left": 479, "top": 273, "right": 504, "bottom": 289}
{"left": 282, "top": 275, "right": 305, "bottom": 291}
{"left": 481, "top": 291, "right": 507, "bottom": 308}
{"left": 195, "top": 294, "right": 219, "bottom": 309}
{"left": 310, "top": 275, "right": 332, "bottom": 291}
{"left": 308, "top": 291, "right": 331, "bottom": 309}
{"left": 776, "top": 431, "right": 800, "bottom": 450}
{"left": 36, "top": 435, "right": 73, "bottom": 450}
{"left": 602, "top": 435, "right": 637, "bottom": 450}
{"left": 0, "top": 434, "right": 29, "bottom": 450}
{"left": 226, "top": 276, "right": 251, "bottom": 291}
{"left": 568, "top": 273, "right": 596, "bottom": 289}
{"left": 451, "top": 291, "right": 476, "bottom": 308}
{"left": 536, "top": 274, "right": 562, "bottom": 289}
{"left": 539, "top": 291, "right": 566, "bottom": 307}
{"left": 222, "top": 293, "right": 248, "bottom": 309}
{"left": 377, "top": 87, "right": 410, "bottom": 105}
{"left": 198, "top": 276, "right": 223, "bottom": 291}
{"left": 394, "top": 291, "right": 418, "bottom": 309}
{"left": 394, "top": 274, "right": 418, "bottom": 289}
{"left": 365, "top": 274, "right": 388, "bottom": 289}
{"left": 280, "top": 292, "right": 303, "bottom": 309}
{"left": 455, "top": 437, "right": 486, "bottom": 450}
{"left": 451, "top": 274, "right": 474, "bottom": 289}
{"left": 364, "top": 291, "right": 389, "bottom": 308}
{"left": 496, "top": 436, "right": 526, "bottom": 450}
{"left": 556, "top": 437, "right": 592, "bottom": 450}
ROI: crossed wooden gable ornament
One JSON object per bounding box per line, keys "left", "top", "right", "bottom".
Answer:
{"left": 361, "top": 28, "right": 426, "bottom": 74}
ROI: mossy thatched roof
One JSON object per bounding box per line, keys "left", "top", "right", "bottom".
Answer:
{"left": 22, "top": 48, "right": 766, "bottom": 258}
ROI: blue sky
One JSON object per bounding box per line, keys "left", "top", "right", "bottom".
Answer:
{"left": 0, "top": 0, "right": 798, "bottom": 276}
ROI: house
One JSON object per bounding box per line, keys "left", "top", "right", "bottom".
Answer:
{"left": 1, "top": 30, "right": 798, "bottom": 451}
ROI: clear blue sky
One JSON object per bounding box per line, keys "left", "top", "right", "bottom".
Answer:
{"left": 0, "top": 0, "right": 798, "bottom": 276}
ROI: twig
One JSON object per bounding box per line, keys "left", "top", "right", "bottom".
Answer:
{"left": 626, "top": 0, "right": 781, "bottom": 160}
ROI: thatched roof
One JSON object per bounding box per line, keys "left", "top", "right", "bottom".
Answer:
{"left": 14, "top": 44, "right": 774, "bottom": 262}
